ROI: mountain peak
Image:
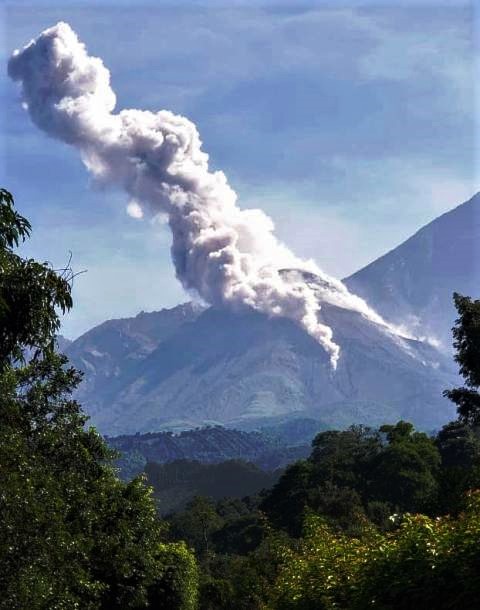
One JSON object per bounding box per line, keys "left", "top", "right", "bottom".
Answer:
{"left": 345, "top": 193, "right": 480, "bottom": 348}
{"left": 61, "top": 196, "right": 479, "bottom": 436}
{"left": 65, "top": 296, "right": 455, "bottom": 435}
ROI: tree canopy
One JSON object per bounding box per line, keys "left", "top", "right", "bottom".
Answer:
{"left": 444, "top": 293, "right": 480, "bottom": 425}
{"left": 0, "top": 188, "right": 72, "bottom": 365}
{"left": 0, "top": 190, "right": 198, "bottom": 609}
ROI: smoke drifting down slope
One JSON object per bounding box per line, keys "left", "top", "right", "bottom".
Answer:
{"left": 9, "top": 22, "right": 392, "bottom": 367}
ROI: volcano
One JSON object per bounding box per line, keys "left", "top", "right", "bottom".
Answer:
{"left": 65, "top": 271, "right": 456, "bottom": 435}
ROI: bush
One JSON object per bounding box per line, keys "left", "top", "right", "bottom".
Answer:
{"left": 271, "top": 491, "right": 480, "bottom": 609}
{"left": 149, "top": 542, "right": 199, "bottom": 610}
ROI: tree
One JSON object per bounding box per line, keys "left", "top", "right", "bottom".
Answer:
{"left": 309, "top": 426, "right": 382, "bottom": 492}
{"left": 0, "top": 190, "right": 197, "bottom": 609}
{"left": 435, "top": 420, "right": 480, "bottom": 514}
{"left": 261, "top": 421, "right": 443, "bottom": 536}
{"left": 168, "top": 496, "right": 223, "bottom": 556}
{"left": 370, "top": 421, "right": 440, "bottom": 513}
{"left": 0, "top": 188, "right": 72, "bottom": 365}
{"left": 271, "top": 492, "right": 480, "bottom": 610}
{"left": 444, "top": 293, "right": 480, "bottom": 425}
{"left": 261, "top": 426, "right": 382, "bottom": 535}
{"left": 260, "top": 459, "right": 314, "bottom": 536}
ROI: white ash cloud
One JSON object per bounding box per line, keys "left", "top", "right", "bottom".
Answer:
{"left": 8, "top": 22, "right": 392, "bottom": 367}
{"left": 126, "top": 200, "right": 144, "bottom": 219}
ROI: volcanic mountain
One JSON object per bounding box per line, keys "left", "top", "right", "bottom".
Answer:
{"left": 64, "top": 194, "right": 480, "bottom": 436}
{"left": 65, "top": 273, "right": 455, "bottom": 436}
{"left": 345, "top": 193, "right": 480, "bottom": 349}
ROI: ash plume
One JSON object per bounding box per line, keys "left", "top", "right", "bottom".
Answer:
{"left": 9, "top": 22, "right": 392, "bottom": 368}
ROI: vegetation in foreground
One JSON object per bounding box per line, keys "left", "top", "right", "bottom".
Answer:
{"left": 0, "top": 190, "right": 197, "bottom": 609}
{"left": 1, "top": 189, "right": 480, "bottom": 609}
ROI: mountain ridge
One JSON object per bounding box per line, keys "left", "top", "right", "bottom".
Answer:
{"left": 345, "top": 192, "right": 480, "bottom": 348}
{"left": 62, "top": 195, "right": 480, "bottom": 436}
{"left": 65, "top": 297, "right": 455, "bottom": 435}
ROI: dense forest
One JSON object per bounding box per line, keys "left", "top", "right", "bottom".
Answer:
{"left": 1, "top": 189, "right": 480, "bottom": 609}
{"left": 145, "top": 459, "right": 279, "bottom": 514}
{"left": 109, "top": 425, "right": 313, "bottom": 480}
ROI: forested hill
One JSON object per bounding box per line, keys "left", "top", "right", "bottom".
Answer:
{"left": 145, "top": 459, "right": 280, "bottom": 515}
{"left": 108, "top": 425, "right": 312, "bottom": 478}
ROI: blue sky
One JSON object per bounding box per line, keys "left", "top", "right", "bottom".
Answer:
{"left": 1, "top": 1, "right": 477, "bottom": 338}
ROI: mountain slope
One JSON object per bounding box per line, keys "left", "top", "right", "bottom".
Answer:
{"left": 66, "top": 284, "right": 455, "bottom": 435}
{"left": 67, "top": 302, "right": 203, "bottom": 406}
{"left": 345, "top": 193, "right": 480, "bottom": 348}
{"left": 65, "top": 193, "right": 480, "bottom": 436}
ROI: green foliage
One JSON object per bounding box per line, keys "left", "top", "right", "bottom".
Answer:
{"left": 168, "top": 496, "right": 224, "bottom": 557}
{"left": 165, "top": 494, "right": 282, "bottom": 608}
{"left": 261, "top": 422, "right": 441, "bottom": 535}
{"left": 0, "top": 191, "right": 198, "bottom": 609}
{"left": 0, "top": 188, "right": 31, "bottom": 249}
{"left": 271, "top": 492, "right": 480, "bottom": 610}
{"left": 196, "top": 531, "right": 290, "bottom": 610}
{"left": 444, "top": 293, "right": 480, "bottom": 424}
{"left": 272, "top": 516, "right": 374, "bottom": 610}
{"left": 165, "top": 417, "right": 480, "bottom": 609}
{"left": 309, "top": 425, "right": 382, "bottom": 490}
{"left": 146, "top": 458, "right": 279, "bottom": 515}
{"left": 211, "top": 513, "right": 267, "bottom": 555}
{"left": 0, "top": 189, "right": 72, "bottom": 365}
{"left": 149, "top": 542, "right": 199, "bottom": 610}
{"left": 436, "top": 420, "right": 480, "bottom": 514}
{"left": 109, "top": 425, "right": 311, "bottom": 477}
{"left": 0, "top": 333, "right": 171, "bottom": 609}
{"left": 371, "top": 421, "right": 440, "bottom": 512}
{"left": 260, "top": 459, "right": 315, "bottom": 535}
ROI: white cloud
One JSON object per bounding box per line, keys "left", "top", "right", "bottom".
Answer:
{"left": 126, "top": 199, "right": 143, "bottom": 219}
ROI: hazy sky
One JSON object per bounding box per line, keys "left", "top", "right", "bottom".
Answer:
{"left": 1, "top": 1, "right": 477, "bottom": 338}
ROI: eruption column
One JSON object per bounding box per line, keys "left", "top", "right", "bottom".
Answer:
{"left": 9, "top": 22, "right": 390, "bottom": 367}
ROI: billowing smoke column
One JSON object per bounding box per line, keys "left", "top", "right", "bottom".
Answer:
{"left": 9, "top": 22, "right": 390, "bottom": 367}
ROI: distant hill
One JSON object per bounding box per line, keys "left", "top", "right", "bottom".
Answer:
{"left": 345, "top": 193, "right": 480, "bottom": 349}
{"left": 144, "top": 459, "right": 280, "bottom": 514}
{"left": 109, "top": 425, "right": 312, "bottom": 479}
{"left": 257, "top": 417, "right": 329, "bottom": 446}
